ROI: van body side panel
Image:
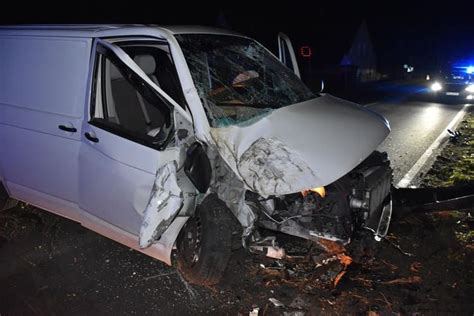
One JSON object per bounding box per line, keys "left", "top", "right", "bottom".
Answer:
{"left": 0, "top": 36, "right": 90, "bottom": 117}
{"left": 78, "top": 127, "right": 179, "bottom": 235}
{"left": 5, "top": 181, "right": 181, "bottom": 265}
{"left": 0, "top": 36, "right": 92, "bottom": 208}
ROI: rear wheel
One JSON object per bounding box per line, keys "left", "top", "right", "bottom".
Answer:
{"left": 176, "top": 195, "right": 234, "bottom": 285}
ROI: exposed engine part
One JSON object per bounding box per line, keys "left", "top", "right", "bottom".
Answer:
{"left": 251, "top": 182, "right": 353, "bottom": 246}
{"left": 250, "top": 151, "right": 394, "bottom": 249}
{"left": 349, "top": 197, "right": 367, "bottom": 210}
{"left": 348, "top": 151, "right": 393, "bottom": 240}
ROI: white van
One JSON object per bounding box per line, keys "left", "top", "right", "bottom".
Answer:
{"left": 0, "top": 25, "right": 392, "bottom": 285}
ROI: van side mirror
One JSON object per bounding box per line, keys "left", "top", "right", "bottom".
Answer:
{"left": 184, "top": 142, "right": 212, "bottom": 193}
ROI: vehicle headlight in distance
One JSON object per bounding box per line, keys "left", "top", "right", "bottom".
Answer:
{"left": 465, "top": 84, "right": 474, "bottom": 93}
{"left": 431, "top": 82, "right": 442, "bottom": 91}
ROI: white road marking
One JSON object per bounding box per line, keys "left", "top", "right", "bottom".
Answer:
{"left": 396, "top": 104, "right": 469, "bottom": 188}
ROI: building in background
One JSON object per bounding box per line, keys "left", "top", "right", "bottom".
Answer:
{"left": 340, "top": 20, "right": 379, "bottom": 83}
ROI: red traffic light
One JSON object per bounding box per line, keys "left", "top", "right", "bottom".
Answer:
{"left": 300, "top": 46, "right": 312, "bottom": 58}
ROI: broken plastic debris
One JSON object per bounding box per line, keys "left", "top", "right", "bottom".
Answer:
{"left": 333, "top": 254, "right": 353, "bottom": 287}
{"left": 337, "top": 254, "right": 353, "bottom": 267}
{"left": 333, "top": 270, "right": 347, "bottom": 287}
{"left": 266, "top": 246, "right": 286, "bottom": 259}
{"left": 249, "top": 307, "right": 259, "bottom": 316}
{"left": 269, "top": 297, "right": 285, "bottom": 307}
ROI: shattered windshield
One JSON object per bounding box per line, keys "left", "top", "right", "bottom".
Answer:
{"left": 176, "top": 34, "right": 315, "bottom": 127}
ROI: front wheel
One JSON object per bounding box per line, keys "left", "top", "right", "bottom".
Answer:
{"left": 176, "top": 195, "right": 234, "bottom": 285}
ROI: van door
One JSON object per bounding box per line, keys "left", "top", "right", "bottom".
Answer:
{"left": 277, "top": 32, "right": 301, "bottom": 78}
{"left": 79, "top": 40, "right": 195, "bottom": 244}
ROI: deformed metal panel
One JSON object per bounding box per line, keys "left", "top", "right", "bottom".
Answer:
{"left": 139, "top": 161, "right": 184, "bottom": 248}
{"left": 211, "top": 94, "right": 390, "bottom": 196}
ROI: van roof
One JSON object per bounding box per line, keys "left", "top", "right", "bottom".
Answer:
{"left": 0, "top": 24, "right": 243, "bottom": 38}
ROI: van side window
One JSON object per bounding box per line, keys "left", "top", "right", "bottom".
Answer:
{"left": 91, "top": 52, "right": 173, "bottom": 149}
{"left": 119, "top": 45, "right": 187, "bottom": 108}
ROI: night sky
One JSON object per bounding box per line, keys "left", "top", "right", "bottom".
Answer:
{"left": 2, "top": 1, "right": 473, "bottom": 74}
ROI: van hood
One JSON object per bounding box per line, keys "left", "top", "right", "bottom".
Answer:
{"left": 210, "top": 94, "right": 390, "bottom": 196}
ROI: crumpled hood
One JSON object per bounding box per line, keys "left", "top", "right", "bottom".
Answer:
{"left": 210, "top": 94, "right": 390, "bottom": 196}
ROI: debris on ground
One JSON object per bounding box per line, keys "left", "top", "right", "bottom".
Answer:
{"left": 249, "top": 306, "right": 259, "bottom": 316}
{"left": 381, "top": 276, "right": 422, "bottom": 285}
{"left": 269, "top": 297, "right": 284, "bottom": 307}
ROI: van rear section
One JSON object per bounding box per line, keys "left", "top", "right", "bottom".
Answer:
{"left": 0, "top": 34, "right": 92, "bottom": 220}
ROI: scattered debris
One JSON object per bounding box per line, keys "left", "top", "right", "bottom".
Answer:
{"left": 379, "top": 292, "right": 392, "bottom": 309}
{"left": 269, "top": 297, "right": 285, "bottom": 307}
{"left": 333, "top": 270, "right": 347, "bottom": 287}
{"left": 410, "top": 261, "right": 422, "bottom": 273}
{"left": 384, "top": 236, "right": 414, "bottom": 257}
{"left": 266, "top": 246, "right": 286, "bottom": 260}
{"left": 381, "top": 276, "right": 422, "bottom": 285}
{"left": 283, "top": 311, "right": 305, "bottom": 316}
{"left": 333, "top": 254, "right": 353, "bottom": 287}
{"left": 289, "top": 295, "right": 311, "bottom": 310}
{"left": 249, "top": 307, "right": 259, "bottom": 316}
{"left": 447, "top": 128, "right": 462, "bottom": 143}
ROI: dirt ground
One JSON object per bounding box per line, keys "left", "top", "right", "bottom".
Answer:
{"left": 1, "top": 114, "right": 473, "bottom": 315}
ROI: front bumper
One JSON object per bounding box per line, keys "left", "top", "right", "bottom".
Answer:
{"left": 431, "top": 83, "right": 474, "bottom": 99}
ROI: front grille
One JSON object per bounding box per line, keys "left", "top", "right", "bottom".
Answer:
{"left": 444, "top": 84, "right": 465, "bottom": 93}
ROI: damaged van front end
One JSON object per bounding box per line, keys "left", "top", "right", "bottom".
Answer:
{"left": 209, "top": 96, "right": 392, "bottom": 252}
{"left": 175, "top": 32, "right": 392, "bottom": 270}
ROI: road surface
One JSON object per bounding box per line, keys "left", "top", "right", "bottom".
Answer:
{"left": 371, "top": 93, "right": 466, "bottom": 184}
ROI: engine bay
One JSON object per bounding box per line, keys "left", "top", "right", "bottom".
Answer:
{"left": 247, "top": 151, "right": 393, "bottom": 256}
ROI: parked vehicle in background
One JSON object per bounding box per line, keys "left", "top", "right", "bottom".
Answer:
{"left": 428, "top": 62, "right": 474, "bottom": 100}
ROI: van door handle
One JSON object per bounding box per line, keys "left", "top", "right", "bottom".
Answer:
{"left": 85, "top": 132, "right": 99, "bottom": 143}
{"left": 58, "top": 125, "right": 77, "bottom": 133}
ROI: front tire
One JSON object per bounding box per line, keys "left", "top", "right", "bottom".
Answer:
{"left": 176, "top": 195, "right": 234, "bottom": 285}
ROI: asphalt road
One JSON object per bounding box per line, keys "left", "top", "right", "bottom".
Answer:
{"left": 0, "top": 83, "right": 470, "bottom": 315}
{"left": 370, "top": 91, "right": 467, "bottom": 184}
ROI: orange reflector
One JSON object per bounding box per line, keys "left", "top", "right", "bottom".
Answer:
{"left": 301, "top": 186, "right": 326, "bottom": 198}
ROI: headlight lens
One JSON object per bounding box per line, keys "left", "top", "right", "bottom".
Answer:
{"left": 465, "top": 84, "right": 474, "bottom": 93}
{"left": 431, "top": 82, "right": 442, "bottom": 91}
